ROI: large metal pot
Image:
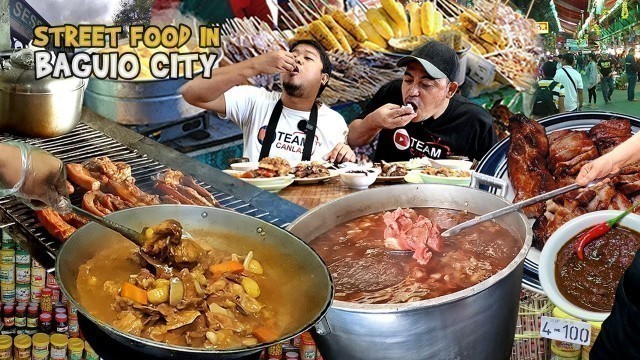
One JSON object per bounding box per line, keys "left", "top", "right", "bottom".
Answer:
{"left": 288, "top": 182, "right": 532, "bottom": 360}
{"left": 0, "top": 50, "right": 85, "bottom": 137}
{"left": 56, "top": 205, "right": 333, "bottom": 359}
{"left": 83, "top": 47, "right": 223, "bottom": 125}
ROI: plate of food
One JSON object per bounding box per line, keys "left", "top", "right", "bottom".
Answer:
{"left": 388, "top": 36, "right": 432, "bottom": 54}
{"left": 475, "top": 112, "right": 640, "bottom": 293}
{"left": 291, "top": 162, "right": 339, "bottom": 184}
{"left": 223, "top": 157, "right": 295, "bottom": 188}
{"left": 374, "top": 161, "right": 408, "bottom": 183}
{"left": 404, "top": 170, "right": 425, "bottom": 184}
{"left": 418, "top": 166, "right": 472, "bottom": 186}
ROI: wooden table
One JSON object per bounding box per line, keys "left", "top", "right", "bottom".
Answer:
{"left": 278, "top": 177, "right": 397, "bottom": 209}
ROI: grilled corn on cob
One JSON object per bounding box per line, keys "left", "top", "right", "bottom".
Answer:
{"left": 309, "top": 20, "right": 342, "bottom": 51}
{"left": 360, "top": 41, "right": 390, "bottom": 53}
{"left": 406, "top": 2, "right": 422, "bottom": 36}
{"left": 295, "top": 26, "right": 314, "bottom": 41}
{"left": 420, "top": 1, "right": 436, "bottom": 36}
{"left": 379, "top": 8, "right": 402, "bottom": 38}
{"left": 340, "top": 27, "right": 358, "bottom": 48}
{"left": 381, "top": 0, "right": 405, "bottom": 25}
{"left": 366, "top": 8, "right": 394, "bottom": 40}
{"left": 331, "top": 10, "right": 367, "bottom": 42}
{"left": 360, "top": 20, "right": 388, "bottom": 48}
{"left": 320, "top": 15, "right": 352, "bottom": 54}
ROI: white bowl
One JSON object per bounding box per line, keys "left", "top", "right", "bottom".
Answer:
{"left": 539, "top": 210, "right": 640, "bottom": 321}
{"left": 338, "top": 168, "right": 380, "bottom": 189}
{"left": 230, "top": 162, "right": 259, "bottom": 171}
{"left": 428, "top": 159, "right": 474, "bottom": 171}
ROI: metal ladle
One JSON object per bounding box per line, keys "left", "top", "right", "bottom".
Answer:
{"left": 388, "top": 177, "right": 607, "bottom": 256}
{"left": 69, "top": 205, "right": 171, "bottom": 274}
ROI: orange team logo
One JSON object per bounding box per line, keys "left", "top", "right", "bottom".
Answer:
{"left": 257, "top": 126, "right": 267, "bottom": 145}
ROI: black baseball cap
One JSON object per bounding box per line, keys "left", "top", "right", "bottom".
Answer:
{"left": 397, "top": 41, "right": 459, "bottom": 82}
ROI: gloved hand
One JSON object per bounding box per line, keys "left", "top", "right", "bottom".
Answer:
{"left": 0, "top": 141, "right": 69, "bottom": 212}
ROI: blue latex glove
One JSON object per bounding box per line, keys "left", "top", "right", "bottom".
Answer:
{"left": 0, "top": 141, "right": 69, "bottom": 212}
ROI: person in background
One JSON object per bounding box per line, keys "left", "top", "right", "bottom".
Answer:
{"left": 178, "top": 0, "right": 274, "bottom": 27}
{"left": 625, "top": 48, "right": 638, "bottom": 102}
{"left": 553, "top": 55, "right": 562, "bottom": 69}
{"left": 347, "top": 41, "right": 497, "bottom": 162}
{"left": 181, "top": 39, "right": 356, "bottom": 164}
{"left": 598, "top": 52, "right": 615, "bottom": 103}
{"left": 585, "top": 53, "right": 599, "bottom": 109}
{"left": 576, "top": 133, "right": 640, "bottom": 359}
{"left": 530, "top": 61, "right": 565, "bottom": 118}
{"left": 0, "top": 142, "right": 68, "bottom": 212}
{"left": 554, "top": 53, "right": 583, "bottom": 112}
{"left": 576, "top": 51, "right": 584, "bottom": 73}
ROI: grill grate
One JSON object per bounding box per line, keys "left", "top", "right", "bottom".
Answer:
{"left": 0, "top": 123, "right": 290, "bottom": 267}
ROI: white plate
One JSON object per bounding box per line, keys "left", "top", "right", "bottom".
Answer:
{"left": 418, "top": 171, "right": 473, "bottom": 186}
{"left": 223, "top": 170, "right": 295, "bottom": 185}
{"left": 230, "top": 162, "right": 259, "bottom": 171}
{"left": 428, "top": 159, "right": 474, "bottom": 171}
{"left": 293, "top": 170, "right": 339, "bottom": 184}
{"left": 257, "top": 179, "right": 295, "bottom": 193}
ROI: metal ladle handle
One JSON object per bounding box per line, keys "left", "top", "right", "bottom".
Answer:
{"left": 70, "top": 205, "right": 145, "bottom": 246}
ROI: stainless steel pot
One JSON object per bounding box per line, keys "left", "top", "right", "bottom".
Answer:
{"left": 0, "top": 50, "right": 86, "bottom": 137}
{"left": 288, "top": 180, "right": 532, "bottom": 360}
{"left": 56, "top": 205, "right": 333, "bottom": 359}
{"left": 83, "top": 47, "right": 223, "bottom": 125}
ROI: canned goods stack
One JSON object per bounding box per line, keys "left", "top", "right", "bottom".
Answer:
{"left": 0, "top": 236, "right": 15, "bottom": 304}
{"left": 260, "top": 332, "right": 322, "bottom": 360}
{"left": 0, "top": 333, "right": 99, "bottom": 360}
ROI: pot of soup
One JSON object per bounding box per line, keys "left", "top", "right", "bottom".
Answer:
{"left": 287, "top": 182, "right": 532, "bottom": 360}
{"left": 56, "top": 205, "right": 333, "bottom": 359}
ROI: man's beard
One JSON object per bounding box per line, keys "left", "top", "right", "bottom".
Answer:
{"left": 283, "top": 80, "right": 304, "bottom": 97}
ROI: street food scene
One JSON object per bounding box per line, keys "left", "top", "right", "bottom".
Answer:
{"left": 0, "top": 0, "right": 640, "bottom": 359}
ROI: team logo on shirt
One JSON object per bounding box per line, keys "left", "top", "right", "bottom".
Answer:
{"left": 393, "top": 129, "right": 411, "bottom": 150}
{"left": 256, "top": 126, "right": 320, "bottom": 154}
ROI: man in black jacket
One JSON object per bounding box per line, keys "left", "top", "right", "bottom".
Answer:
{"left": 625, "top": 48, "right": 638, "bottom": 101}
{"left": 347, "top": 41, "right": 497, "bottom": 162}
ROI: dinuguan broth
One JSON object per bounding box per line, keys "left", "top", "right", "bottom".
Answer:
{"left": 309, "top": 208, "right": 522, "bottom": 304}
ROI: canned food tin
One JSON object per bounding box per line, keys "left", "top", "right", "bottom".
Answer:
{"left": 31, "top": 267, "right": 45, "bottom": 288}
{"left": 1, "top": 287, "right": 15, "bottom": 303}
{"left": 14, "top": 249, "right": 29, "bottom": 265}
{"left": 30, "top": 286, "right": 43, "bottom": 303}
{"left": 15, "top": 284, "right": 29, "bottom": 303}
{"left": 0, "top": 263, "right": 14, "bottom": 285}
{"left": 49, "top": 285, "right": 61, "bottom": 303}
{"left": 31, "top": 260, "right": 42, "bottom": 269}
{"left": 15, "top": 265, "right": 29, "bottom": 285}
{"left": 0, "top": 250, "right": 14, "bottom": 264}
{"left": 46, "top": 273, "right": 57, "bottom": 288}
{"left": 1, "top": 234, "right": 15, "bottom": 250}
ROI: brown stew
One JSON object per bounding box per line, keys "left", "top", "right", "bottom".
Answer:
{"left": 309, "top": 208, "right": 522, "bottom": 304}
{"left": 555, "top": 226, "right": 640, "bottom": 312}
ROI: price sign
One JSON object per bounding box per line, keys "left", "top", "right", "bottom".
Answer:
{"left": 540, "top": 316, "right": 591, "bottom": 346}
{"left": 536, "top": 22, "right": 549, "bottom": 34}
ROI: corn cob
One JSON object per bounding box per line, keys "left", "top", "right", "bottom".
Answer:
{"left": 359, "top": 41, "right": 390, "bottom": 53}
{"left": 406, "top": 2, "right": 422, "bottom": 36}
{"left": 393, "top": 1, "right": 410, "bottom": 37}
{"left": 381, "top": 0, "right": 405, "bottom": 25}
{"left": 295, "top": 26, "right": 314, "bottom": 41}
{"left": 420, "top": 1, "right": 435, "bottom": 36}
{"left": 359, "top": 20, "right": 388, "bottom": 48}
{"left": 378, "top": 8, "right": 402, "bottom": 38}
{"left": 320, "top": 15, "right": 352, "bottom": 54}
{"left": 366, "top": 8, "right": 394, "bottom": 40}
{"left": 331, "top": 10, "right": 367, "bottom": 42}
{"left": 340, "top": 27, "right": 358, "bottom": 49}
{"left": 309, "top": 20, "right": 342, "bottom": 51}
{"left": 433, "top": 9, "right": 444, "bottom": 34}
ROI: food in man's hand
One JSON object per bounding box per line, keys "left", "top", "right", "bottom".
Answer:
{"left": 421, "top": 166, "right": 470, "bottom": 178}
{"left": 375, "top": 161, "right": 408, "bottom": 177}
{"left": 292, "top": 162, "right": 330, "bottom": 178}
{"left": 241, "top": 157, "right": 291, "bottom": 178}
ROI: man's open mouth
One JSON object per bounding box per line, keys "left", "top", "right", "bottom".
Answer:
{"left": 405, "top": 100, "right": 418, "bottom": 112}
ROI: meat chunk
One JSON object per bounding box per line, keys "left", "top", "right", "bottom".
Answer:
{"left": 588, "top": 119, "right": 632, "bottom": 155}
{"left": 507, "top": 114, "right": 555, "bottom": 218}
{"left": 382, "top": 208, "right": 443, "bottom": 265}
{"left": 548, "top": 130, "right": 599, "bottom": 178}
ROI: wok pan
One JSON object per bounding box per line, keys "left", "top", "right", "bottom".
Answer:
{"left": 56, "top": 205, "right": 333, "bottom": 359}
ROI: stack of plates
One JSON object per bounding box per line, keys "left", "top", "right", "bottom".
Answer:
{"left": 223, "top": 170, "right": 294, "bottom": 193}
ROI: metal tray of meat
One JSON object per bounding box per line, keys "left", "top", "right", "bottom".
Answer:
{"left": 476, "top": 111, "right": 640, "bottom": 293}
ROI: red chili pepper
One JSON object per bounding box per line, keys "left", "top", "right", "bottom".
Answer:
{"left": 575, "top": 202, "right": 640, "bottom": 260}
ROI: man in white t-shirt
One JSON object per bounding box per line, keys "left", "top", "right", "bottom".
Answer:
{"left": 181, "top": 40, "right": 355, "bottom": 164}
{"left": 554, "top": 53, "right": 583, "bottom": 112}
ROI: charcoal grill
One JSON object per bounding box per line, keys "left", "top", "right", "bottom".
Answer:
{"left": 0, "top": 109, "right": 306, "bottom": 270}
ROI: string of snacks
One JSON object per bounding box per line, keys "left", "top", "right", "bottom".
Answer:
{"left": 220, "top": 17, "right": 402, "bottom": 105}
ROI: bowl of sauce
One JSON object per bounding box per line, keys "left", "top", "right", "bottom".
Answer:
{"left": 540, "top": 210, "right": 640, "bottom": 321}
